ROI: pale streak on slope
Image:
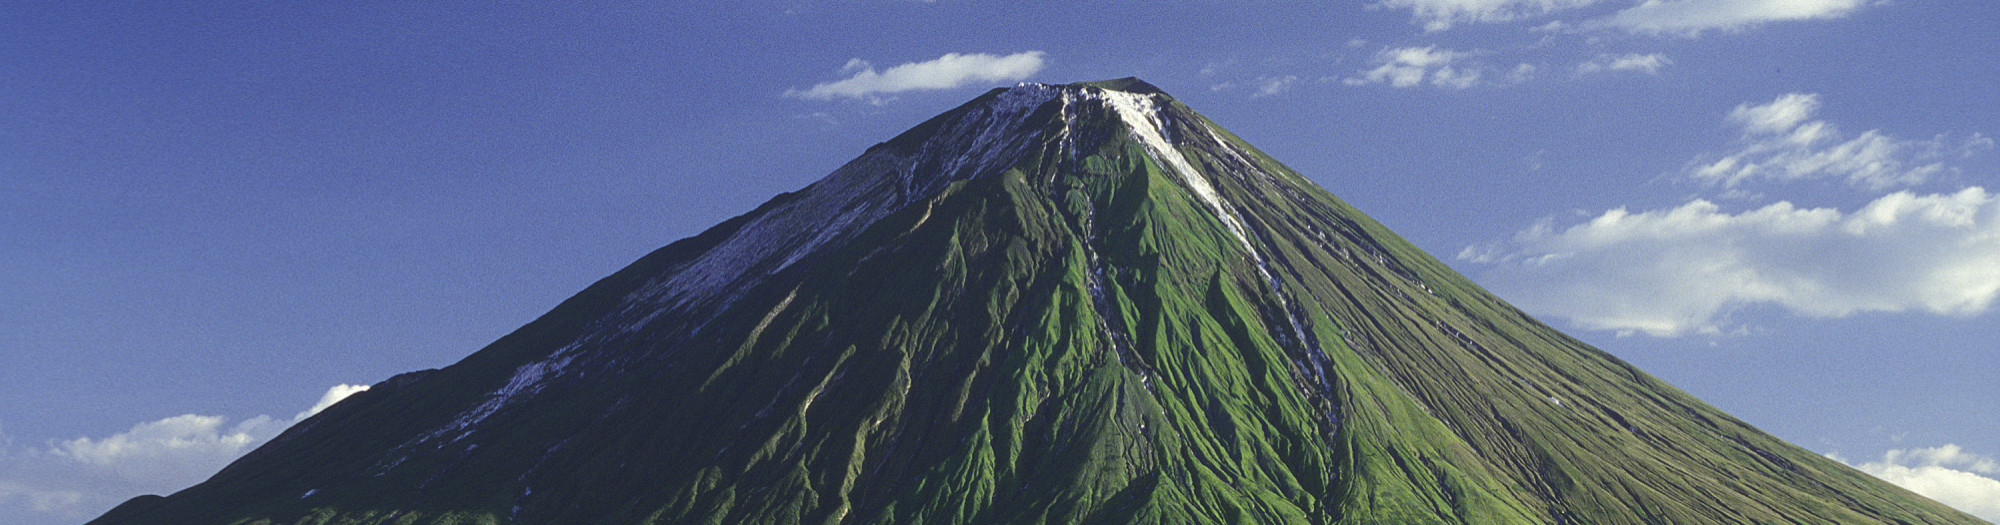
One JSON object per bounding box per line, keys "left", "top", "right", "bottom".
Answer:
{"left": 1092, "top": 89, "right": 1312, "bottom": 350}
{"left": 1093, "top": 89, "right": 1257, "bottom": 255}
{"left": 1093, "top": 88, "right": 1348, "bottom": 443}
{"left": 1084, "top": 87, "right": 1343, "bottom": 430}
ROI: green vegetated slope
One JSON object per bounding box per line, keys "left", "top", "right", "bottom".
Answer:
{"left": 91, "top": 79, "right": 1981, "bottom": 524}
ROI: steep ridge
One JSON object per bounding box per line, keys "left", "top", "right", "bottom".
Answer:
{"left": 93, "top": 78, "right": 1980, "bottom": 524}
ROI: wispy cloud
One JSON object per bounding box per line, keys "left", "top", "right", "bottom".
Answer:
{"left": 1374, "top": 0, "right": 1874, "bottom": 35}
{"left": 1593, "top": 0, "right": 1873, "bottom": 35}
{"left": 1576, "top": 53, "right": 1671, "bottom": 74}
{"left": 784, "top": 52, "right": 1046, "bottom": 101}
{"left": 1252, "top": 75, "right": 1302, "bottom": 98}
{"left": 0, "top": 384, "right": 369, "bottom": 522}
{"left": 1344, "top": 46, "right": 1486, "bottom": 89}
{"left": 1834, "top": 445, "right": 2000, "bottom": 522}
{"left": 1690, "top": 93, "right": 1991, "bottom": 190}
{"left": 1374, "top": 0, "right": 1603, "bottom": 31}
{"left": 1462, "top": 188, "right": 2000, "bottom": 336}
{"left": 1505, "top": 63, "right": 1540, "bottom": 83}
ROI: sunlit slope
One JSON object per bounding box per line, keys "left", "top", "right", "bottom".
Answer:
{"left": 92, "top": 79, "right": 1980, "bottom": 524}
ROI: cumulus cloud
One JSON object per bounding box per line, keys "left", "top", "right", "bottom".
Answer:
{"left": 784, "top": 51, "right": 1046, "bottom": 101}
{"left": 1576, "top": 53, "right": 1671, "bottom": 74}
{"left": 1690, "top": 93, "right": 1991, "bottom": 190}
{"left": 1594, "top": 0, "right": 1873, "bottom": 35}
{"left": 1835, "top": 444, "right": 2000, "bottom": 521}
{"left": 299, "top": 384, "right": 371, "bottom": 420}
{"left": 1344, "top": 46, "right": 1486, "bottom": 89}
{"left": 47, "top": 415, "right": 284, "bottom": 487}
{"left": 0, "top": 384, "right": 368, "bottom": 522}
{"left": 1373, "top": 0, "right": 1603, "bottom": 31}
{"left": 1463, "top": 188, "right": 2000, "bottom": 336}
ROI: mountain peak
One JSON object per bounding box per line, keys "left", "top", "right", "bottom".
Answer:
{"left": 989, "top": 77, "right": 1169, "bottom": 98}
{"left": 1077, "top": 76, "right": 1168, "bottom": 95}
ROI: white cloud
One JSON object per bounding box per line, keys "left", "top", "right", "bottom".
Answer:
{"left": 1252, "top": 75, "right": 1302, "bottom": 98}
{"left": 1835, "top": 445, "right": 2000, "bottom": 521}
{"left": 1690, "top": 93, "right": 1990, "bottom": 190}
{"left": 1729, "top": 92, "right": 1819, "bottom": 134}
{"left": 1374, "top": 0, "right": 1604, "bottom": 31}
{"left": 1344, "top": 46, "right": 1486, "bottom": 89}
{"left": 1465, "top": 188, "right": 2000, "bottom": 336}
{"left": 1208, "top": 74, "right": 1302, "bottom": 98}
{"left": 1376, "top": 0, "right": 1871, "bottom": 35}
{"left": 1594, "top": 0, "right": 1872, "bottom": 35}
{"left": 299, "top": 383, "right": 370, "bottom": 421}
{"left": 0, "top": 384, "right": 369, "bottom": 522}
{"left": 48, "top": 415, "right": 282, "bottom": 485}
{"left": 0, "top": 479, "right": 83, "bottom": 517}
{"left": 784, "top": 51, "right": 1046, "bottom": 101}
{"left": 1576, "top": 53, "right": 1671, "bottom": 74}
{"left": 1506, "top": 63, "right": 1539, "bottom": 83}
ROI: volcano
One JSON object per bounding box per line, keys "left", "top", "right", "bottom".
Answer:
{"left": 93, "top": 78, "right": 1980, "bottom": 524}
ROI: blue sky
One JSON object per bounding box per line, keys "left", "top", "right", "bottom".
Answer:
{"left": 3, "top": 1, "right": 1997, "bottom": 522}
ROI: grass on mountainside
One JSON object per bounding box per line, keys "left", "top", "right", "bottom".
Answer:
{"left": 94, "top": 81, "right": 1981, "bottom": 525}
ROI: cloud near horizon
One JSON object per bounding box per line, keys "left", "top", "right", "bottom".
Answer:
{"left": 0, "top": 384, "right": 369, "bottom": 522}
{"left": 1834, "top": 444, "right": 2000, "bottom": 521}
{"left": 1463, "top": 187, "right": 2000, "bottom": 336}
{"left": 785, "top": 51, "right": 1046, "bottom": 101}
